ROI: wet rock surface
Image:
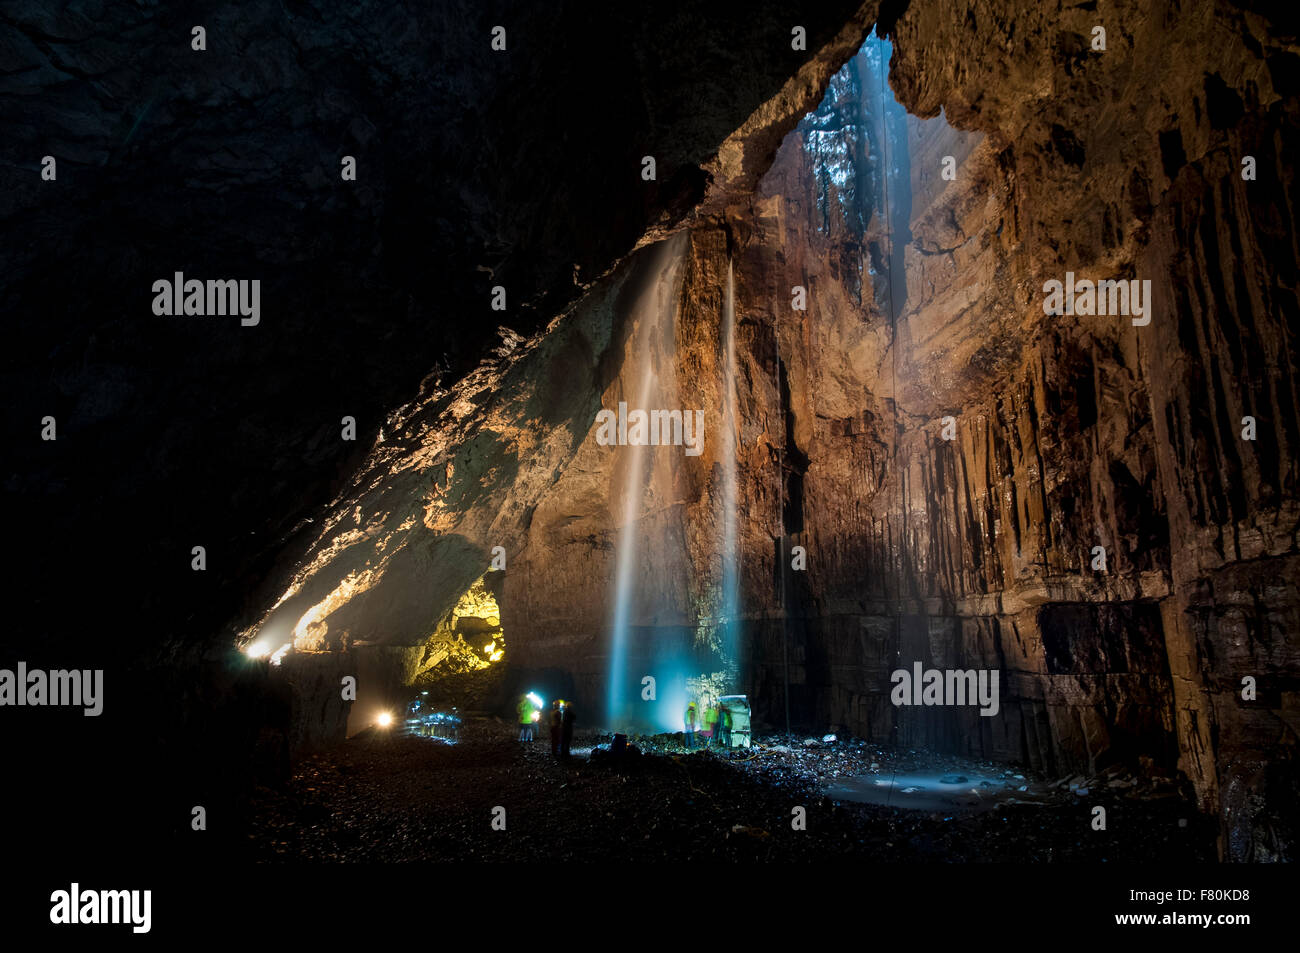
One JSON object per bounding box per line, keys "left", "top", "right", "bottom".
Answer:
{"left": 249, "top": 721, "right": 1214, "bottom": 862}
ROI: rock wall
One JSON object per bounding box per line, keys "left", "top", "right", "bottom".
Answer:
{"left": 888, "top": 0, "right": 1299, "bottom": 862}
{"left": 732, "top": 0, "right": 1299, "bottom": 859}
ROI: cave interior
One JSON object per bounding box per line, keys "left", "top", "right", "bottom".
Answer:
{"left": 4, "top": 0, "right": 1299, "bottom": 866}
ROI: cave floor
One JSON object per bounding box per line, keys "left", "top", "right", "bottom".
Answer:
{"left": 248, "top": 720, "right": 1217, "bottom": 862}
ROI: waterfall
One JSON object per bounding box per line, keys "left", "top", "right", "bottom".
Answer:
{"left": 720, "top": 258, "right": 740, "bottom": 679}
{"left": 605, "top": 236, "right": 687, "bottom": 728}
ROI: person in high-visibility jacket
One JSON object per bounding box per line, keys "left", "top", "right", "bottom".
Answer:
{"left": 516, "top": 695, "right": 536, "bottom": 742}
{"left": 683, "top": 701, "right": 698, "bottom": 748}
{"left": 716, "top": 704, "right": 733, "bottom": 748}
{"left": 702, "top": 701, "right": 718, "bottom": 743}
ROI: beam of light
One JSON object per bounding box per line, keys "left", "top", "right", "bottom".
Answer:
{"left": 649, "top": 660, "right": 693, "bottom": 733}
{"left": 244, "top": 641, "right": 271, "bottom": 659}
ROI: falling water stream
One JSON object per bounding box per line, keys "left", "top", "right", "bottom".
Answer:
{"left": 605, "top": 36, "right": 923, "bottom": 732}
{"left": 604, "top": 240, "right": 744, "bottom": 729}
{"left": 605, "top": 364, "right": 658, "bottom": 727}
{"left": 720, "top": 259, "right": 740, "bottom": 673}
{"left": 606, "top": 236, "right": 686, "bottom": 728}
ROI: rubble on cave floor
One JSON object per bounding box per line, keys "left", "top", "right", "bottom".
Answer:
{"left": 609, "top": 729, "right": 1191, "bottom": 814}
{"left": 249, "top": 719, "right": 1215, "bottom": 863}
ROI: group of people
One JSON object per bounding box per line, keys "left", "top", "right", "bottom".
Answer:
{"left": 516, "top": 694, "right": 575, "bottom": 757}
{"left": 683, "top": 698, "right": 731, "bottom": 749}
{"left": 518, "top": 692, "right": 730, "bottom": 754}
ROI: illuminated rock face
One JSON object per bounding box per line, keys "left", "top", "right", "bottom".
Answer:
{"left": 429, "top": 573, "right": 505, "bottom": 671}
{"left": 241, "top": 3, "right": 1298, "bottom": 857}
{"left": 745, "top": 3, "right": 1300, "bottom": 860}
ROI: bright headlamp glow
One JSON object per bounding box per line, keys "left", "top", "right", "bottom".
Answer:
{"left": 526, "top": 692, "right": 543, "bottom": 708}
{"left": 376, "top": 711, "right": 393, "bottom": 728}
{"left": 244, "top": 641, "right": 271, "bottom": 659}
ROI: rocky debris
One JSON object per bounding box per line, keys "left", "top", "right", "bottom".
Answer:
{"left": 622, "top": 729, "right": 1196, "bottom": 814}
{"left": 248, "top": 720, "right": 1216, "bottom": 862}
{"left": 588, "top": 738, "right": 645, "bottom": 769}
{"left": 411, "top": 663, "right": 507, "bottom": 714}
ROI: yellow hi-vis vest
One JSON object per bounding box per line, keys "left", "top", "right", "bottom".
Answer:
{"left": 517, "top": 700, "right": 534, "bottom": 724}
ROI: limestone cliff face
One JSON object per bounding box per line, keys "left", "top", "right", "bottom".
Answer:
{"left": 241, "top": 1, "right": 1299, "bottom": 859}
{"left": 877, "top": 0, "right": 1300, "bottom": 862}
{"left": 738, "top": 0, "right": 1299, "bottom": 859}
